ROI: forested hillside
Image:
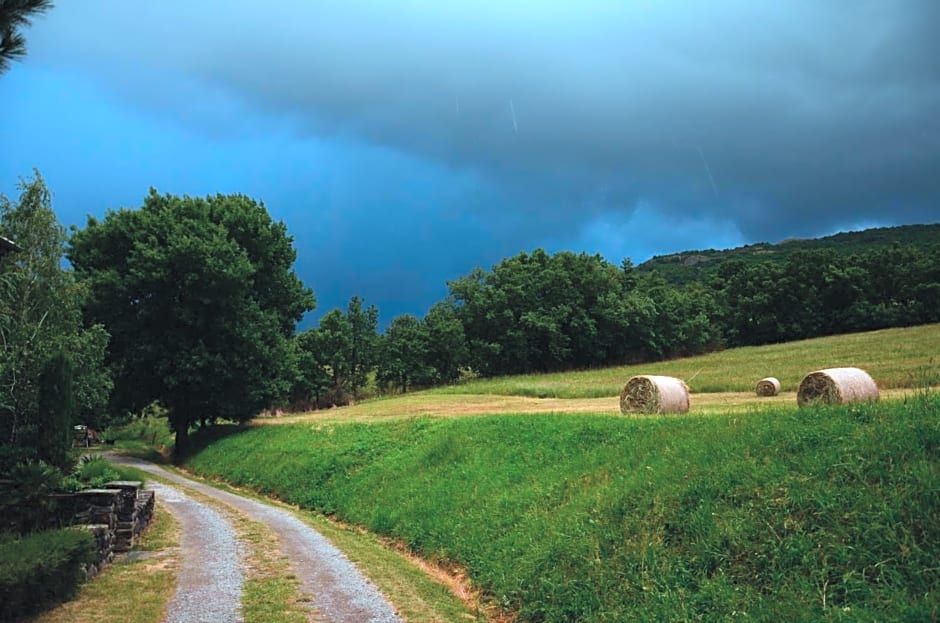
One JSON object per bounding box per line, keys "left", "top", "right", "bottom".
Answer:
{"left": 637, "top": 223, "right": 940, "bottom": 285}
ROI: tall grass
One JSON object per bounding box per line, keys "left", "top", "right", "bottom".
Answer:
{"left": 105, "top": 416, "right": 174, "bottom": 461}
{"left": 429, "top": 323, "right": 940, "bottom": 398}
{"left": 186, "top": 395, "right": 939, "bottom": 621}
{"left": 69, "top": 455, "right": 148, "bottom": 490}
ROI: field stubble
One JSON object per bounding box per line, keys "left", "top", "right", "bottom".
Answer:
{"left": 263, "top": 324, "right": 940, "bottom": 425}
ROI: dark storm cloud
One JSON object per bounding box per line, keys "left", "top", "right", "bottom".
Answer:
{"left": 26, "top": 1, "right": 940, "bottom": 241}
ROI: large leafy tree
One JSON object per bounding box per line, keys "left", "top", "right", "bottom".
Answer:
{"left": 345, "top": 296, "right": 379, "bottom": 397}
{"left": 296, "top": 297, "right": 378, "bottom": 405}
{"left": 287, "top": 329, "right": 332, "bottom": 410}
{"left": 302, "top": 309, "right": 353, "bottom": 405}
{"left": 449, "top": 249, "right": 662, "bottom": 375}
{"left": 638, "top": 274, "right": 721, "bottom": 359}
{"left": 376, "top": 314, "right": 433, "bottom": 393}
{"left": 0, "top": 0, "right": 53, "bottom": 75}
{"left": 68, "top": 190, "right": 314, "bottom": 457}
{"left": 421, "top": 300, "right": 468, "bottom": 385}
{"left": 0, "top": 172, "right": 110, "bottom": 471}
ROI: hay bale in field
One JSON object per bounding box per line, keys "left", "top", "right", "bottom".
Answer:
{"left": 797, "top": 367, "right": 879, "bottom": 407}
{"left": 756, "top": 377, "right": 781, "bottom": 397}
{"left": 620, "top": 375, "right": 690, "bottom": 414}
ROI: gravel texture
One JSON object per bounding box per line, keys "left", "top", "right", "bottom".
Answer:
{"left": 112, "top": 455, "right": 402, "bottom": 623}
{"left": 148, "top": 481, "right": 244, "bottom": 623}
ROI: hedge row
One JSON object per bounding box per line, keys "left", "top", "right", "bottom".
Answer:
{"left": 0, "top": 528, "right": 96, "bottom": 620}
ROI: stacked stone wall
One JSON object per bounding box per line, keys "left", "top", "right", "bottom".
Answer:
{"left": 47, "top": 481, "right": 155, "bottom": 577}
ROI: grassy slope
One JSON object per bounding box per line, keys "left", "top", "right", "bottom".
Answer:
{"left": 186, "top": 396, "right": 939, "bottom": 622}
{"left": 428, "top": 323, "right": 940, "bottom": 398}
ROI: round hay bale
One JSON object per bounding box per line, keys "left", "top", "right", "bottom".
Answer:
{"left": 797, "top": 367, "right": 879, "bottom": 407}
{"left": 620, "top": 375, "right": 690, "bottom": 415}
{"left": 756, "top": 377, "right": 781, "bottom": 397}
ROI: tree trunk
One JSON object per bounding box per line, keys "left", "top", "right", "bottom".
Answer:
{"left": 173, "top": 425, "right": 190, "bottom": 464}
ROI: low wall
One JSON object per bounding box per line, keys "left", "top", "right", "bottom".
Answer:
{"left": 49, "top": 481, "right": 156, "bottom": 578}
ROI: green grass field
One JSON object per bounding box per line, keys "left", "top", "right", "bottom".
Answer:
{"left": 430, "top": 323, "right": 940, "bottom": 398}
{"left": 121, "top": 324, "right": 940, "bottom": 621}
{"left": 185, "top": 397, "right": 939, "bottom": 621}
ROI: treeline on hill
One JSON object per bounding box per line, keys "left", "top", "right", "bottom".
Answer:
{"left": 296, "top": 242, "right": 939, "bottom": 406}
{"left": 2, "top": 170, "right": 939, "bottom": 467}
{"left": 637, "top": 223, "right": 940, "bottom": 285}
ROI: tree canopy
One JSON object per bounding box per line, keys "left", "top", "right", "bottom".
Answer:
{"left": 386, "top": 243, "right": 939, "bottom": 380}
{"left": 0, "top": 172, "right": 110, "bottom": 471}
{"left": 291, "top": 296, "right": 379, "bottom": 407}
{"left": 446, "top": 249, "right": 713, "bottom": 375}
{"left": 68, "top": 189, "right": 314, "bottom": 456}
{"left": 376, "top": 313, "right": 434, "bottom": 393}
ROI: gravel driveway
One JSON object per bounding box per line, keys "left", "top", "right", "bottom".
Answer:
{"left": 111, "top": 455, "right": 402, "bottom": 623}
{"left": 150, "top": 481, "right": 245, "bottom": 623}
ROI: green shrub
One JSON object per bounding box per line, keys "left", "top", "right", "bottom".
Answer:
{"left": 74, "top": 455, "right": 121, "bottom": 489}
{"left": 0, "top": 460, "right": 65, "bottom": 533}
{"left": 0, "top": 446, "right": 32, "bottom": 476}
{"left": 74, "top": 455, "right": 147, "bottom": 489}
{"left": 0, "top": 527, "right": 95, "bottom": 620}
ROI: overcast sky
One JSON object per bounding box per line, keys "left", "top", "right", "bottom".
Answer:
{"left": 2, "top": 1, "right": 938, "bottom": 325}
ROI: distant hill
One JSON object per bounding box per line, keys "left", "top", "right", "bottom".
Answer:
{"left": 636, "top": 223, "right": 940, "bottom": 285}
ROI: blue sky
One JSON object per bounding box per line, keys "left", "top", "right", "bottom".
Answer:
{"left": 2, "top": 1, "right": 938, "bottom": 326}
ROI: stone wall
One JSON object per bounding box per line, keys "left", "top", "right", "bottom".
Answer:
{"left": 49, "top": 481, "right": 156, "bottom": 578}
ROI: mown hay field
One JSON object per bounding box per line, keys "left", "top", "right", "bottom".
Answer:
{"left": 261, "top": 323, "right": 940, "bottom": 425}
{"left": 433, "top": 323, "right": 940, "bottom": 397}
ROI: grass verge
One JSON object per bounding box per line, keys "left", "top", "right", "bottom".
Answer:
{"left": 295, "top": 506, "right": 487, "bottom": 622}
{"left": 164, "top": 464, "right": 484, "bottom": 623}
{"left": 32, "top": 503, "right": 180, "bottom": 623}
{"left": 185, "top": 394, "right": 940, "bottom": 622}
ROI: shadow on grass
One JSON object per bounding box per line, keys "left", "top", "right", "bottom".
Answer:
{"left": 117, "top": 446, "right": 171, "bottom": 465}
{"left": 104, "top": 410, "right": 264, "bottom": 470}
{"left": 185, "top": 423, "right": 248, "bottom": 458}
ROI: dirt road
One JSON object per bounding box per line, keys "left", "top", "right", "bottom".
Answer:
{"left": 111, "top": 455, "right": 401, "bottom": 623}
{"left": 150, "top": 481, "right": 245, "bottom": 622}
